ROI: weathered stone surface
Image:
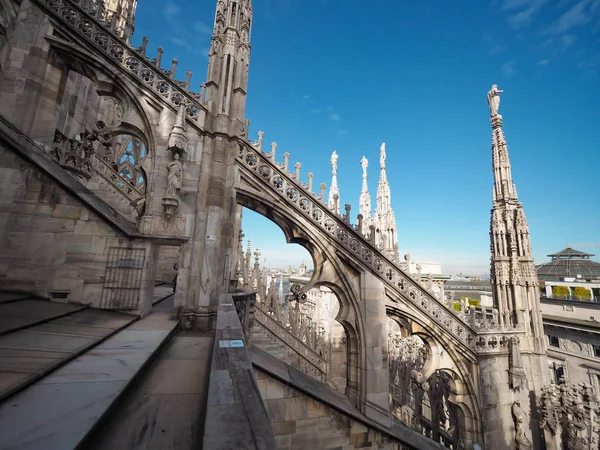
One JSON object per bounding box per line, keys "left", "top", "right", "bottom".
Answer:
{"left": 0, "top": 312, "right": 177, "bottom": 450}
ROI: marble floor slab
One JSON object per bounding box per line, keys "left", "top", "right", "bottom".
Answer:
{"left": 0, "top": 312, "right": 178, "bottom": 450}
{"left": 0, "top": 292, "right": 30, "bottom": 304}
{"left": 0, "top": 309, "right": 137, "bottom": 401}
{"left": 0, "top": 300, "right": 86, "bottom": 334}
{"left": 153, "top": 285, "right": 174, "bottom": 305}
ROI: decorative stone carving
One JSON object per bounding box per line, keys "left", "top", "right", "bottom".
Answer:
{"left": 150, "top": 216, "right": 186, "bottom": 236}
{"left": 512, "top": 400, "right": 532, "bottom": 450}
{"left": 539, "top": 382, "right": 600, "bottom": 449}
{"left": 233, "top": 291, "right": 257, "bottom": 341}
{"left": 49, "top": 125, "right": 104, "bottom": 179}
{"left": 508, "top": 336, "right": 528, "bottom": 392}
{"left": 98, "top": 96, "right": 124, "bottom": 128}
{"left": 37, "top": 0, "right": 205, "bottom": 121}
{"left": 168, "top": 104, "right": 188, "bottom": 156}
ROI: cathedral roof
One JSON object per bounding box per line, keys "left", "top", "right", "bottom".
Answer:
{"left": 536, "top": 247, "right": 600, "bottom": 281}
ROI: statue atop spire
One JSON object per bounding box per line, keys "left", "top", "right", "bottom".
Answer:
{"left": 328, "top": 150, "right": 340, "bottom": 214}
{"left": 487, "top": 85, "right": 544, "bottom": 340}
{"left": 358, "top": 156, "right": 372, "bottom": 235}
{"left": 330, "top": 150, "right": 339, "bottom": 175}
{"left": 487, "top": 84, "right": 504, "bottom": 118}
{"left": 374, "top": 142, "right": 397, "bottom": 258}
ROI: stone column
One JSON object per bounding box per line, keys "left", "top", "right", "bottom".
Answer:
{"left": 175, "top": 117, "right": 239, "bottom": 330}
{"left": 358, "top": 271, "right": 391, "bottom": 427}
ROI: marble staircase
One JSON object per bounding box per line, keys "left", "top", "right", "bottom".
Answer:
{"left": 0, "top": 306, "right": 179, "bottom": 450}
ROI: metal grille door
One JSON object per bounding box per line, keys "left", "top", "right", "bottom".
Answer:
{"left": 101, "top": 247, "right": 146, "bottom": 310}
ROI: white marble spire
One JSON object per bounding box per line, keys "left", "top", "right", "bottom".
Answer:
{"left": 487, "top": 85, "right": 541, "bottom": 339}
{"left": 373, "top": 143, "right": 398, "bottom": 257}
{"left": 358, "top": 156, "right": 372, "bottom": 234}
{"left": 328, "top": 150, "right": 340, "bottom": 214}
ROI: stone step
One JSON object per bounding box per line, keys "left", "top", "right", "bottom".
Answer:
{"left": 0, "top": 292, "right": 32, "bottom": 305}
{"left": 0, "top": 311, "right": 178, "bottom": 450}
{"left": 0, "top": 299, "right": 87, "bottom": 336}
{"left": 82, "top": 330, "right": 215, "bottom": 450}
{"left": 0, "top": 307, "right": 136, "bottom": 402}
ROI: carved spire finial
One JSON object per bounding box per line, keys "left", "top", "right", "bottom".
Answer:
{"left": 487, "top": 86, "right": 543, "bottom": 339}
{"left": 328, "top": 150, "right": 340, "bottom": 214}
{"left": 168, "top": 104, "right": 188, "bottom": 156}
{"left": 374, "top": 143, "right": 397, "bottom": 257}
{"left": 358, "top": 155, "right": 372, "bottom": 234}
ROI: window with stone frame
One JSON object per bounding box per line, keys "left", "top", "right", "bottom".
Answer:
{"left": 593, "top": 344, "right": 600, "bottom": 358}
{"left": 549, "top": 335, "right": 560, "bottom": 347}
{"left": 549, "top": 361, "right": 566, "bottom": 384}
{"left": 111, "top": 134, "right": 147, "bottom": 193}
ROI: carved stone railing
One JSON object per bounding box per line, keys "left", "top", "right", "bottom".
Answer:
{"left": 91, "top": 155, "right": 144, "bottom": 202}
{"left": 231, "top": 290, "right": 257, "bottom": 342}
{"left": 235, "top": 137, "right": 523, "bottom": 355}
{"left": 254, "top": 307, "right": 327, "bottom": 378}
{"left": 33, "top": 0, "right": 207, "bottom": 121}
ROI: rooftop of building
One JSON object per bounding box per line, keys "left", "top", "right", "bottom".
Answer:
{"left": 548, "top": 247, "right": 595, "bottom": 259}
{"left": 537, "top": 247, "right": 600, "bottom": 282}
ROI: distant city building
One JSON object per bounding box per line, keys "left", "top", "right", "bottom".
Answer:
{"left": 537, "top": 247, "right": 600, "bottom": 302}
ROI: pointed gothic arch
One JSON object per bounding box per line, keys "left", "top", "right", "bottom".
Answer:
{"left": 386, "top": 308, "right": 483, "bottom": 447}
{"left": 236, "top": 187, "right": 366, "bottom": 408}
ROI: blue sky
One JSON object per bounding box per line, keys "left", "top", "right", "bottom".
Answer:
{"left": 134, "top": 0, "right": 600, "bottom": 274}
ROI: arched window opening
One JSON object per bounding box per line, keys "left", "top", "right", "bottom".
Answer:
{"left": 109, "top": 134, "right": 147, "bottom": 193}
{"left": 387, "top": 319, "right": 464, "bottom": 448}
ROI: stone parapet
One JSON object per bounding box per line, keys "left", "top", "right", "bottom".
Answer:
{"left": 202, "top": 293, "right": 277, "bottom": 450}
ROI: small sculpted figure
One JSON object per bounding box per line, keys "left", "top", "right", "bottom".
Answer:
{"left": 166, "top": 153, "right": 182, "bottom": 197}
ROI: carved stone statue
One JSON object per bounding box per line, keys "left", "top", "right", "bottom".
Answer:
{"left": 330, "top": 150, "right": 338, "bottom": 175}
{"left": 166, "top": 153, "right": 182, "bottom": 197}
{"left": 360, "top": 156, "right": 368, "bottom": 177}
{"left": 487, "top": 84, "right": 504, "bottom": 117}
{"left": 380, "top": 142, "right": 386, "bottom": 168}
{"left": 512, "top": 400, "right": 532, "bottom": 449}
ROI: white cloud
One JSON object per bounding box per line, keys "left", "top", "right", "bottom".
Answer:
{"left": 507, "top": 7, "right": 538, "bottom": 28}
{"left": 502, "top": 0, "right": 548, "bottom": 28}
{"left": 337, "top": 129, "right": 348, "bottom": 137}
{"left": 165, "top": 2, "right": 180, "bottom": 20}
{"left": 544, "top": 0, "right": 593, "bottom": 35}
{"left": 501, "top": 60, "right": 518, "bottom": 76}
{"left": 302, "top": 94, "right": 310, "bottom": 100}
{"left": 168, "top": 36, "right": 191, "bottom": 49}
{"left": 329, "top": 113, "right": 340, "bottom": 121}
{"left": 537, "top": 59, "right": 550, "bottom": 65}
{"left": 194, "top": 21, "right": 213, "bottom": 35}
{"left": 560, "top": 34, "right": 577, "bottom": 49}
{"left": 490, "top": 44, "right": 507, "bottom": 55}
